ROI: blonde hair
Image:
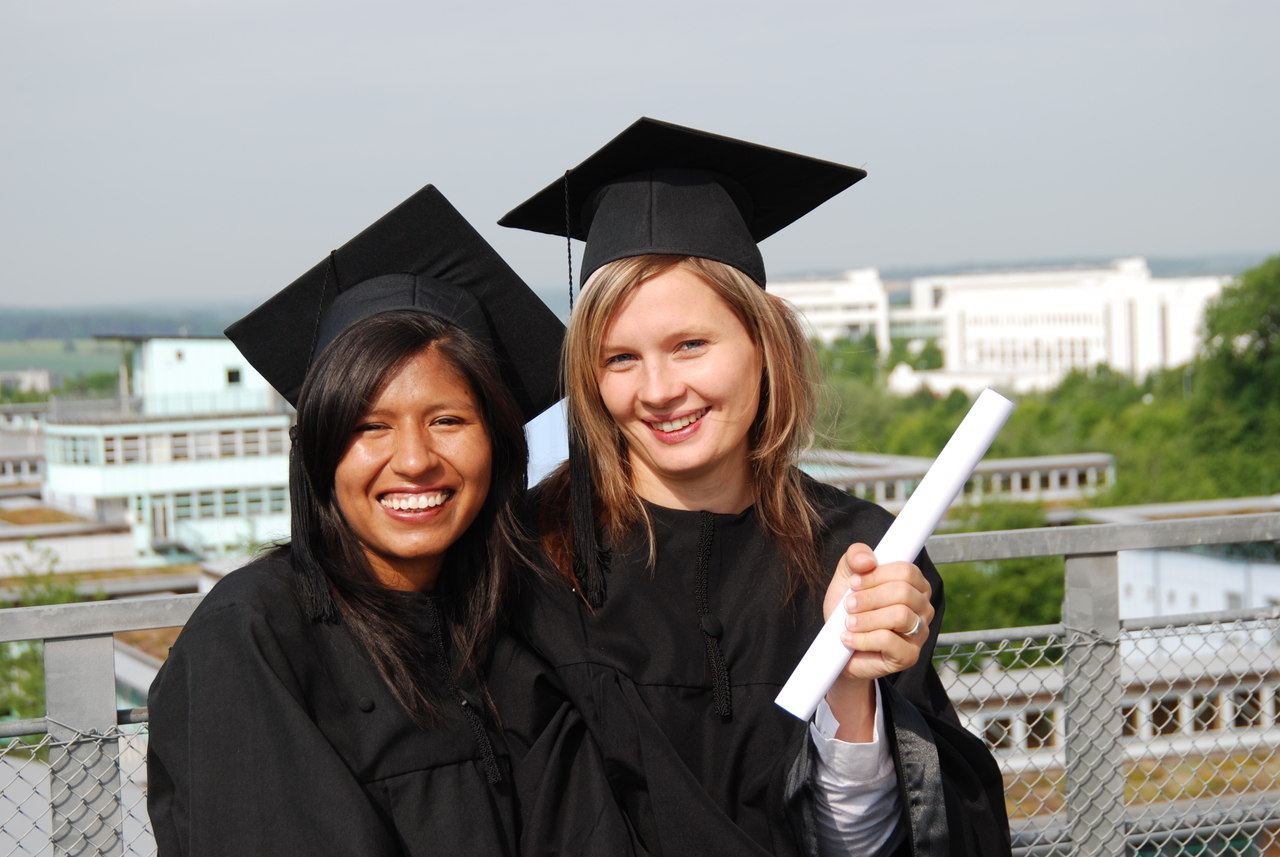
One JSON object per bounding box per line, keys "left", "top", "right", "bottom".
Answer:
{"left": 538, "top": 254, "right": 828, "bottom": 600}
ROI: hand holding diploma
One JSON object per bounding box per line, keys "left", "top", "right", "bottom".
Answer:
{"left": 776, "top": 388, "right": 1016, "bottom": 721}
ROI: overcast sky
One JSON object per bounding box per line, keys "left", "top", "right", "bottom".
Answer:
{"left": 2, "top": 1, "right": 1276, "bottom": 310}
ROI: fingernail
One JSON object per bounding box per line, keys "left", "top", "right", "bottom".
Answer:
{"left": 846, "top": 614, "right": 858, "bottom": 630}
{"left": 849, "top": 574, "right": 863, "bottom": 589}
{"left": 845, "top": 593, "right": 857, "bottom": 611}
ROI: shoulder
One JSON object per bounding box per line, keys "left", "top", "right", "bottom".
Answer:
{"left": 182, "top": 552, "right": 306, "bottom": 640}
{"left": 798, "top": 469, "right": 897, "bottom": 546}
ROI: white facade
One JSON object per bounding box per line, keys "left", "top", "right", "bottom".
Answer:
{"left": 769, "top": 269, "right": 892, "bottom": 355}
{"left": 771, "top": 258, "right": 1229, "bottom": 395}
{"left": 43, "top": 338, "right": 291, "bottom": 562}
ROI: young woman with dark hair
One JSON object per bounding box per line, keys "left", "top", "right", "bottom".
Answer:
{"left": 146, "top": 185, "right": 631, "bottom": 856}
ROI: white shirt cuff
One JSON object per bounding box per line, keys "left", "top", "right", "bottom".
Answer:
{"left": 808, "top": 682, "right": 903, "bottom": 856}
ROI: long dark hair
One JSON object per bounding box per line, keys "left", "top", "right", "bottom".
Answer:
{"left": 279, "top": 310, "right": 530, "bottom": 726}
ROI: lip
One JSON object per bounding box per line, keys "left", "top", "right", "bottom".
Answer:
{"left": 643, "top": 406, "right": 710, "bottom": 445}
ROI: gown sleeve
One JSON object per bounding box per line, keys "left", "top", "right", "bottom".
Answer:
{"left": 147, "top": 596, "right": 402, "bottom": 857}
{"left": 488, "top": 634, "right": 648, "bottom": 857}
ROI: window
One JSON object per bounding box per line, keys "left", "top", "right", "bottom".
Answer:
{"left": 1058, "top": 472, "right": 1070, "bottom": 488}
{"left": 1026, "top": 710, "right": 1055, "bottom": 749}
{"left": 174, "top": 493, "right": 192, "bottom": 520}
{"left": 984, "top": 717, "right": 1012, "bottom": 750}
{"left": 1077, "top": 469, "right": 1089, "bottom": 486}
{"left": 146, "top": 434, "right": 164, "bottom": 463}
{"left": 267, "top": 428, "right": 286, "bottom": 455}
{"left": 269, "top": 487, "right": 287, "bottom": 513}
{"left": 220, "top": 431, "right": 238, "bottom": 458}
{"left": 1020, "top": 475, "right": 1031, "bottom": 491}
{"left": 883, "top": 483, "right": 896, "bottom": 501}
{"left": 1233, "top": 690, "right": 1263, "bottom": 728}
{"left": 246, "top": 489, "right": 264, "bottom": 516}
{"left": 1151, "top": 697, "right": 1180, "bottom": 735}
{"left": 104, "top": 437, "right": 117, "bottom": 464}
{"left": 198, "top": 491, "right": 217, "bottom": 518}
{"left": 1226, "top": 592, "right": 1244, "bottom": 610}
{"left": 1122, "top": 706, "right": 1138, "bottom": 737}
{"left": 122, "top": 436, "right": 141, "bottom": 463}
{"left": 1193, "top": 693, "right": 1219, "bottom": 731}
{"left": 223, "top": 490, "right": 240, "bottom": 516}
{"left": 171, "top": 433, "right": 189, "bottom": 460}
{"left": 195, "top": 432, "right": 215, "bottom": 460}
{"left": 1040, "top": 473, "right": 1050, "bottom": 489}
{"left": 243, "top": 429, "right": 260, "bottom": 456}
{"left": 227, "top": 368, "right": 242, "bottom": 385}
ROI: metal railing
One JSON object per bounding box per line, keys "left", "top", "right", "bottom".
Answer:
{"left": 0, "top": 513, "right": 1277, "bottom": 855}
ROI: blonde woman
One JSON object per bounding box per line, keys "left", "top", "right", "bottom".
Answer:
{"left": 499, "top": 120, "right": 1010, "bottom": 857}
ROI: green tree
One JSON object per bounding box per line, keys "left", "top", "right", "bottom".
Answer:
{"left": 936, "top": 502, "right": 1064, "bottom": 633}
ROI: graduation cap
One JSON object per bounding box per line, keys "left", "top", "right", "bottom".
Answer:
{"left": 498, "top": 117, "right": 866, "bottom": 287}
{"left": 225, "top": 184, "right": 564, "bottom": 423}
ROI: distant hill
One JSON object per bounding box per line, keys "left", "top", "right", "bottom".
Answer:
{"left": 0, "top": 306, "right": 246, "bottom": 342}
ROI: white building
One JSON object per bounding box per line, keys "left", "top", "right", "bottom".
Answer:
{"left": 769, "top": 269, "right": 892, "bottom": 355}
{"left": 42, "top": 337, "right": 292, "bottom": 562}
{"left": 772, "top": 258, "right": 1229, "bottom": 395}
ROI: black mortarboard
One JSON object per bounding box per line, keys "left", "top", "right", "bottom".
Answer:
{"left": 225, "top": 184, "right": 564, "bottom": 423}
{"left": 498, "top": 117, "right": 866, "bottom": 287}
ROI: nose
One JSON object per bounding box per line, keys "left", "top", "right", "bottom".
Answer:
{"left": 389, "top": 424, "right": 441, "bottom": 479}
{"left": 638, "top": 358, "right": 685, "bottom": 408}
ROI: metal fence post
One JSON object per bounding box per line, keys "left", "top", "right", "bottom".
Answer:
{"left": 45, "top": 634, "right": 124, "bottom": 857}
{"left": 1062, "top": 552, "right": 1125, "bottom": 857}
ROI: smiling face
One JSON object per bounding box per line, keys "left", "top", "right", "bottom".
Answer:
{"left": 333, "top": 346, "right": 492, "bottom": 591}
{"left": 596, "top": 266, "right": 764, "bottom": 510}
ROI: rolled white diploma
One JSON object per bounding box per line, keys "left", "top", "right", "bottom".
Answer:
{"left": 774, "top": 388, "right": 1015, "bottom": 720}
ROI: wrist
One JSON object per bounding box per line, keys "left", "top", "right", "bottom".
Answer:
{"left": 824, "top": 676, "right": 876, "bottom": 743}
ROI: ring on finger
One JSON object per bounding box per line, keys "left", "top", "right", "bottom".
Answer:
{"left": 904, "top": 613, "right": 924, "bottom": 638}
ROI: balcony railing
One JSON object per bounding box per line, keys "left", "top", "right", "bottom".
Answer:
{"left": 0, "top": 513, "right": 1278, "bottom": 855}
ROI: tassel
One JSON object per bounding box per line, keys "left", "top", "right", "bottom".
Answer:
{"left": 288, "top": 426, "right": 341, "bottom": 624}
{"left": 568, "top": 433, "right": 606, "bottom": 608}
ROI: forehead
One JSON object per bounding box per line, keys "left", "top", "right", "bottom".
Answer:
{"left": 602, "top": 268, "right": 748, "bottom": 343}
{"left": 367, "top": 347, "right": 477, "bottom": 409}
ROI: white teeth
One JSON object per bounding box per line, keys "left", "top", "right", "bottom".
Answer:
{"left": 654, "top": 408, "right": 708, "bottom": 433}
{"left": 381, "top": 492, "right": 449, "bottom": 511}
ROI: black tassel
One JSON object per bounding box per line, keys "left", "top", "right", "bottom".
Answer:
{"left": 288, "top": 426, "right": 342, "bottom": 624}
{"left": 568, "top": 433, "right": 606, "bottom": 608}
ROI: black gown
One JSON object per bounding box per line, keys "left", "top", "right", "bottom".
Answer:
{"left": 147, "top": 556, "right": 520, "bottom": 857}
{"left": 509, "top": 474, "right": 1011, "bottom": 857}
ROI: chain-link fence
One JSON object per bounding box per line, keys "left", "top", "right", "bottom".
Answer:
{"left": 0, "top": 725, "right": 153, "bottom": 856}
{"left": 937, "top": 614, "right": 1280, "bottom": 857}
{"left": 0, "top": 516, "right": 1278, "bottom": 856}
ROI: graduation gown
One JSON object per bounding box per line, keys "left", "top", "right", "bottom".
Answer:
{"left": 511, "top": 474, "right": 1011, "bottom": 857}
{"left": 147, "top": 556, "right": 518, "bottom": 857}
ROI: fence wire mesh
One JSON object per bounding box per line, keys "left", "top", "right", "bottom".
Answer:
{"left": 0, "top": 616, "right": 1274, "bottom": 854}
{"left": 937, "top": 614, "right": 1280, "bottom": 856}
{"left": 0, "top": 726, "right": 152, "bottom": 857}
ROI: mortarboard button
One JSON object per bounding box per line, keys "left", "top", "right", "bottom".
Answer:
{"left": 358, "top": 697, "right": 375, "bottom": 713}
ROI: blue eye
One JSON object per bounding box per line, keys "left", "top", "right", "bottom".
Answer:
{"left": 604, "top": 353, "right": 636, "bottom": 366}
{"left": 679, "top": 340, "right": 707, "bottom": 351}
